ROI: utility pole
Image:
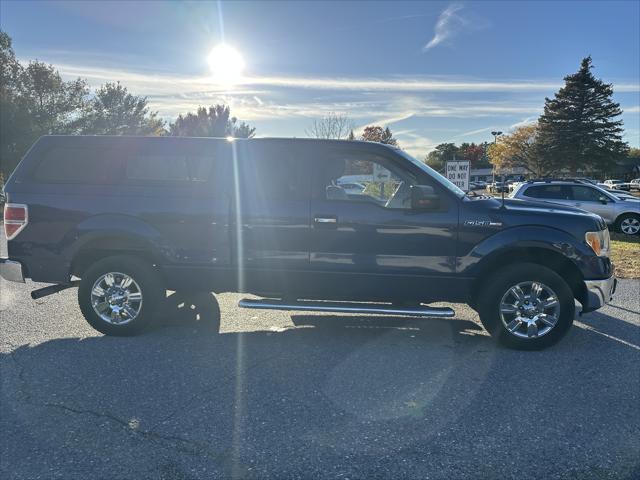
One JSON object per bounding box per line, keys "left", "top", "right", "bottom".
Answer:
{"left": 490, "top": 131, "right": 503, "bottom": 182}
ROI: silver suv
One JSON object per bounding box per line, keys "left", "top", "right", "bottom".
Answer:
{"left": 511, "top": 180, "right": 640, "bottom": 235}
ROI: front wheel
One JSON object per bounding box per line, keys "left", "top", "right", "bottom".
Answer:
{"left": 477, "top": 263, "right": 575, "bottom": 350}
{"left": 78, "top": 255, "right": 164, "bottom": 336}
{"left": 615, "top": 213, "right": 640, "bottom": 236}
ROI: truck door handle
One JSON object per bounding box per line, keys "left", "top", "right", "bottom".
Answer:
{"left": 314, "top": 216, "right": 337, "bottom": 224}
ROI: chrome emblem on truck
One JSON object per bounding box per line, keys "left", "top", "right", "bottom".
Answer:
{"left": 464, "top": 220, "right": 503, "bottom": 227}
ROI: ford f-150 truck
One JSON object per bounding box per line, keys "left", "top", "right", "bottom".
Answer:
{"left": 1, "top": 136, "right": 616, "bottom": 349}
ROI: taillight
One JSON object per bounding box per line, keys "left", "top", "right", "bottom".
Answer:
{"left": 4, "top": 203, "right": 28, "bottom": 240}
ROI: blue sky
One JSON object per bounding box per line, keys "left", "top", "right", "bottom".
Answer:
{"left": 2, "top": 0, "right": 639, "bottom": 157}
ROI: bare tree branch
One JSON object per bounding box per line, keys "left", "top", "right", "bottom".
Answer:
{"left": 305, "top": 112, "right": 354, "bottom": 139}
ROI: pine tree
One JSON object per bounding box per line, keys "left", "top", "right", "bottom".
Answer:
{"left": 537, "top": 56, "right": 628, "bottom": 174}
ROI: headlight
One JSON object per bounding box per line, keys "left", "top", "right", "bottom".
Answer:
{"left": 585, "top": 229, "right": 610, "bottom": 257}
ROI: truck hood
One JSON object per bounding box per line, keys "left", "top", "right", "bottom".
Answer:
{"left": 500, "top": 197, "right": 597, "bottom": 216}
{"left": 464, "top": 196, "right": 606, "bottom": 231}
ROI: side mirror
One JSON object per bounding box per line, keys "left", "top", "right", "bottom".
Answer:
{"left": 411, "top": 185, "right": 440, "bottom": 211}
{"left": 599, "top": 196, "right": 609, "bottom": 204}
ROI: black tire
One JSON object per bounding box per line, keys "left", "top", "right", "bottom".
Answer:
{"left": 615, "top": 213, "right": 640, "bottom": 236}
{"left": 78, "top": 255, "right": 164, "bottom": 336}
{"left": 158, "top": 290, "right": 221, "bottom": 332}
{"left": 477, "top": 263, "right": 575, "bottom": 350}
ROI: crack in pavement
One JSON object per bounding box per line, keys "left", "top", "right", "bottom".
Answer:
{"left": 3, "top": 340, "right": 284, "bottom": 467}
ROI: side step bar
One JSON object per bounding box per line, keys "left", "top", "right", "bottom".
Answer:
{"left": 238, "top": 298, "right": 455, "bottom": 318}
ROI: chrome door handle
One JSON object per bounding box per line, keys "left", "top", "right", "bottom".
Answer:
{"left": 314, "top": 216, "right": 337, "bottom": 223}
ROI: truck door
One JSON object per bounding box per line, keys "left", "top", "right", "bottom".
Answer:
{"left": 234, "top": 141, "right": 311, "bottom": 295}
{"left": 307, "top": 145, "right": 459, "bottom": 302}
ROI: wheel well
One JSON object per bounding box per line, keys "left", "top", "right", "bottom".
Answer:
{"left": 615, "top": 211, "right": 640, "bottom": 223}
{"left": 71, "top": 237, "right": 160, "bottom": 278}
{"left": 469, "top": 248, "right": 586, "bottom": 307}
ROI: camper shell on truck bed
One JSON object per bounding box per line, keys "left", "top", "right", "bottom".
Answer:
{"left": 1, "top": 135, "right": 616, "bottom": 349}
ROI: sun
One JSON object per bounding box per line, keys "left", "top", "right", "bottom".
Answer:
{"left": 207, "top": 44, "right": 245, "bottom": 85}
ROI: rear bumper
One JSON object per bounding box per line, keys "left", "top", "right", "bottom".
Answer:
{"left": 0, "top": 258, "right": 25, "bottom": 283}
{"left": 582, "top": 274, "right": 617, "bottom": 313}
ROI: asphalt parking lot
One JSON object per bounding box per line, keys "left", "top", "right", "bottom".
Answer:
{"left": 1, "top": 273, "right": 639, "bottom": 479}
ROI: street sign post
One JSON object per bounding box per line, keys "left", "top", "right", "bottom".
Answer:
{"left": 445, "top": 160, "right": 470, "bottom": 191}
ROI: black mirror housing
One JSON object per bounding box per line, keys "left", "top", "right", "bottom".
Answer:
{"left": 411, "top": 185, "right": 440, "bottom": 211}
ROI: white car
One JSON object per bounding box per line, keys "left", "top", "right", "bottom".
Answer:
{"left": 511, "top": 180, "right": 640, "bottom": 235}
{"left": 336, "top": 181, "right": 366, "bottom": 195}
{"left": 604, "top": 179, "right": 630, "bottom": 191}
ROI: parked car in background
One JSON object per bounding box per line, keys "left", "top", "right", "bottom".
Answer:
{"left": 610, "top": 190, "right": 639, "bottom": 200}
{"left": 0, "top": 135, "right": 617, "bottom": 349}
{"left": 604, "top": 179, "right": 630, "bottom": 191}
{"left": 336, "top": 181, "right": 366, "bottom": 195}
{"left": 487, "top": 181, "right": 508, "bottom": 193}
{"left": 509, "top": 181, "right": 524, "bottom": 193}
{"left": 630, "top": 178, "right": 640, "bottom": 191}
{"left": 511, "top": 179, "right": 640, "bottom": 235}
{"left": 474, "top": 180, "right": 487, "bottom": 190}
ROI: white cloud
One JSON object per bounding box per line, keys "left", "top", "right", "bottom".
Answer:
{"left": 26, "top": 59, "right": 639, "bottom": 157}
{"left": 45, "top": 61, "right": 640, "bottom": 94}
{"left": 424, "top": 4, "right": 465, "bottom": 51}
{"left": 453, "top": 126, "right": 497, "bottom": 138}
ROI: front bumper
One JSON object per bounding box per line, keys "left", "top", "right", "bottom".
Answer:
{"left": 0, "top": 258, "right": 25, "bottom": 283}
{"left": 583, "top": 274, "right": 617, "bottom": 313}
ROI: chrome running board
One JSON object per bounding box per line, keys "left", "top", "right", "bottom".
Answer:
{"left": 238, "top": 298, "right": 455, "bottom": 318}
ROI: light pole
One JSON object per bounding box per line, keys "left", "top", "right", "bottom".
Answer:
{"left": 490, "top": 131, "right": 503, "bottom": 183}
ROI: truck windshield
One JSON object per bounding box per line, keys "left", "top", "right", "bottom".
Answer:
{"left": 396, "top": 149, "right": 466, "bottom": 198}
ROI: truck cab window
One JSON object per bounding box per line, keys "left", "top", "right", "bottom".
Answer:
{"left": 317, "top": 153, "right": 416, "bottom": 209}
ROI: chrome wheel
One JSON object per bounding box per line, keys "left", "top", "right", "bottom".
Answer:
{"left": 620, "top": 217, "right": 640, "bottom": 235}
{"left": 90, "top": 272, "right": 143, "bottom": 325}
{"left": 499, "top": 281, "right": 560, "bottom": 339}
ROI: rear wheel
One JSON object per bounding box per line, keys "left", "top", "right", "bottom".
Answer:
{"left": 78, "top": 255, "right": 163, "bottom": 336}
{"left": 477, "top": 263, "right": 575, "bottom": 350}
{"left": 615, "top": 213, "right": 640, "bottom": 235}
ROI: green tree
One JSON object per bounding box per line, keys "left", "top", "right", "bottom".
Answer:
{"left": 19, "top": 61, "right": 88, "bottom": 134}
{"left": 360, "top": 125, "right": 398, "bottom": 146}
{"left": 425, "top": 143, "right": 458, "bottom": 171}
{"left": 1, "top": 31, "right": 89, "bottom": 177}
{"left": 169, "top": 105, "right": 255, "bottom": 138}
{"left": 0, "top": 31, "right": 26, "bottom": 177}
{"left": 79, "top": 82, "right": 164, "bottom": 135}
{"left": 628, "top": 147, "right": 640, "bottom": 158}
{"left": 537, "top": 56, "right": 628, "bottom": 174}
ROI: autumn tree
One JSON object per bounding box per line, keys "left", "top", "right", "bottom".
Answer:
{"left": 537, "top": 56, "right": 628, "bottom": 174}
{"left": 460, "top": 143, "right": 485, "bottom": 164}
{"left": 79, "top": 82, "right": 164, "bottom": 135}
{"left": 487, "top": 124, "right": 553, "bottom": 177}
{"left": 169, "top": 105, "right": 255, "bottom": 138}
{"left": 306, "top": 112, "right": 354, "bottom": 139}
{"left": 360, "top": 125, "right": 398, "bottom": 146}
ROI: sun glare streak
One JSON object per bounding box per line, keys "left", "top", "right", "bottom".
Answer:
{"left": 230, "top": 140, "right": 244, "bottom": 292}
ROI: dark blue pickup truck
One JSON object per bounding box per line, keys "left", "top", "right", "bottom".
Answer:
{"left": 1, "top": 135, "right": 616, "bottom": 349}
